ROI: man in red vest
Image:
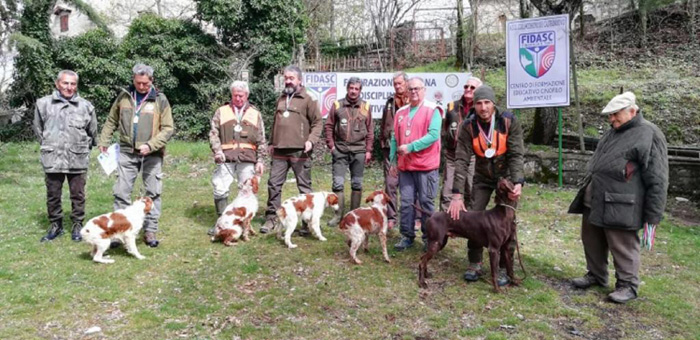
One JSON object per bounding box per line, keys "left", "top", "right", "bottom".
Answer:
{"left": 208, "top": 80, "right": 267, "bottom": 235}
{"left": 389, "top": 77, "right": 443, "bottom": 250}
{"left": 447, "top": 85, "right": 525, "bottom": 285}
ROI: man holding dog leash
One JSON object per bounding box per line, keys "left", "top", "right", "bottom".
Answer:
{"left": 99, "top": 63, "right": 175, "bottom": 248}
{"left": 447, "top": 85, "right": 525, "bottom": 286}
{"left": 208, "top": 81, "right": 267, "bottom": 236}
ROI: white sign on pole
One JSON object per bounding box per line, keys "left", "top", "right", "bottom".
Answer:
{"left": 333, "top": 72, "right": 469, "bottom": 119}
{"left": 506, "top": 14, "right": 570, "bottom": 109}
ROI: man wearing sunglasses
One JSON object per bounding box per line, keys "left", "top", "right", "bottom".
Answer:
{"left": 440, "top": 76, "right": 482, "bottom": 211}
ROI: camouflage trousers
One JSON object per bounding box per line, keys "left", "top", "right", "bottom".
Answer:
{"left": 211, "top": 162, "right": 255, "bottom": 200}
{"left": 113, "top": 152, "right": 163, "bottom": 233}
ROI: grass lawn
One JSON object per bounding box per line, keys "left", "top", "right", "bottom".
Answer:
{"left": 0, "top": 141, "right": 697, "bottom": 339}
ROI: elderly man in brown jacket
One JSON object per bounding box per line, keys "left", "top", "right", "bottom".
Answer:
{"left": 260, "top": 65, "right": 323, "bottom": 233}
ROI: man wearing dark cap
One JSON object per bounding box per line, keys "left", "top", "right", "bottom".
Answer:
{"left": 447, "top": 84, "right": 525, "bottom": 285}
{"left": 324, "top": 77, "right": 374, "bottom": 226}
{"left": 568, "top": 92, "right": 668, "bottom": 304}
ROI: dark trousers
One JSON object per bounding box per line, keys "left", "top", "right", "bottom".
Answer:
{"left": 581, "top": 208, "right": 641, "bottom": 292}
{"left": 45, "top": 172, "right": 86, "bottom": 224}
{"left": 440, "top": 155, "right": 475, "bottom": 211}
{"left": 398, "top": 169, "right": 439, "bottom": 240}
{"left": 265, "top": 150, "right": 313, "bottom": 218}
{"left": 331, "top": 150, "right": 365, "bottom": 192}
{"left": 466, "top": 181, "right": 516, "bottom": 268}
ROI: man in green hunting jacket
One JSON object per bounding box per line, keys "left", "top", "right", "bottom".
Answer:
{"left": 98, "top": 63, "right": 175, "bottom": 248}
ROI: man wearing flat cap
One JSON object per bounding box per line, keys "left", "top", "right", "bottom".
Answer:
{"left": 447, "top": 84, "right": 525, "bottom": 286}
{"left": 568, "top": 91, "right": 668, "bottom": 304}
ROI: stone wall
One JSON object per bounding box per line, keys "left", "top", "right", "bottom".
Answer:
{"left": 524, "top": 150, "right": 700, "bottom": 198}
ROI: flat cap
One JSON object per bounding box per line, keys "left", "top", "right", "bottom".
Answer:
{"left": 602, "top": 91, "right": 636, "bottom": 115}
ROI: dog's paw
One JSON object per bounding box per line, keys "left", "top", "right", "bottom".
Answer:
{"left": 135, "top": 254, "right": 146, "bottom": 260}
{"left": 287, "top": 243, "right": 298, "bottom": 249}
{"left": 318, "top": 236, "right": 327, "bottom": 242}
{"left": 384, "top": 258, "right": 391, "bottom": 263}
{"left": 352, "top": 258, "right": 363, "bottom": 265}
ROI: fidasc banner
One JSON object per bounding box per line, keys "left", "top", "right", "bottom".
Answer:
{"left": 304, "top": 72, "right": 469, "bottom": 119}
{"left": 505, "top": 14, "right": 570, "bottom": 109}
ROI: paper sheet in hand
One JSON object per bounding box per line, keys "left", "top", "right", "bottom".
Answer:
{"left": 97, "top": 144, "right": 119, "bottom": 175}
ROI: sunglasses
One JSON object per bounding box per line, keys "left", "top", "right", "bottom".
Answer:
{"left": 464, "top": 85, "right": 476, "bottom": 90}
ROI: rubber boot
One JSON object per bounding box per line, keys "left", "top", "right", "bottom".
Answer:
{"left": 209, "top": 198, "right": 228, "bottom": 236}
{"left": 350, "top": 190, "right": 362, "bottom": 210}
{"left": 327, "top": 191, "right": 344, "bottom": 227}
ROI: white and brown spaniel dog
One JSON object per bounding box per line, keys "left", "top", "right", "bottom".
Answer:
{"left": 80, "top": 197, "right": 153, "bottom": 264}
{"left": 276, "top": 192, "right": 339, "bottom": 248}
{"left": 339, "top": 190, "right": 392, "bottom": 264}
{"left": 211, "top": 176, "right": 260, "bottom": 246}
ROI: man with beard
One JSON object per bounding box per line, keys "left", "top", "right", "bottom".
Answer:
{"left": 440, "top": 76, "right": 481, "bottom": 211}
{"left": 447, "top": 85, "right": 524, "bottom": 285}
{"left": 260, "top": 65, "right": 322, "bottom": 234}
{"left": 324, "top": 77, "right": 374, "bottom": 226}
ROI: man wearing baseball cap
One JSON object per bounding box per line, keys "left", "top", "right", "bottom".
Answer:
{"left": 568, "top": 91, "right": 669, "bottom": 303}
{"left": 447, "top": 84, "right": 525, "bottom": 286}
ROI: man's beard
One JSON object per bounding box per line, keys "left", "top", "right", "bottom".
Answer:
{"left": 283, "top": 84, "right": 297, "bottom": 95}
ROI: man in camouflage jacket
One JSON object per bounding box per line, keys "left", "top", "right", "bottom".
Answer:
{"left": 33, "top": 70, "right": 98, "bottom": 242}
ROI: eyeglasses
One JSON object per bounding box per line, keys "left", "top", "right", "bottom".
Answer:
{"left": 464, "top": 85, "right": 476, "bottom": 90}
{"left": 408, "top": 87, "right": 424, "bottom": 92}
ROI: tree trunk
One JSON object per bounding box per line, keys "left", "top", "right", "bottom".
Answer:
{"left": 530, "top": 107, "right": 558, "bottom": 145}
{"left": 519, "top": 0, "right": 530, "bottom": 18}
{"left": 690, "top": 0, "right": 697, "bottom": 45}
{"left": 579, "top": 3, "right": 584, "bottom": 38}
{"left": 571, "top": 21, "right": 585, "bottom": 151}
{"left": 468, "top": 0, "right": 479, "bottom": 70}
{"left": 639, "top": 0, "right": 648, "bottom": 48}
{"left": 456, "top": 0, "right": 465, "bottom": 69}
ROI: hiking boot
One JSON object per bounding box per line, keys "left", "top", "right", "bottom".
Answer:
{"left": 497, "top": 268, "right": 511, "bottom": 287}
{"left": 40, "top": 221, "right": 64, "bottom": 242}
{"left": 394, "top": 237, "right": 414, "bottom": 251}
{"left": 608, "top": 286, "right": 637, "bottom": 304}
{"left": 143, "top": 232, "right": 159, "bottom": 248}
{"left": 260, "top": 218, "right": 275, "bottom": 234}
{"left": 298, "top": 221, "right": 310, "bottom": 237}
{"left": 572, "top": 273, "right": 606, "bottom": 289}
{"left": 327, "top": 191, "right": 344, "bottom": 227}
{"left": 463, "top": 263, "right": 482, "bottom": 282}
{"left": 71, "top": 221, "right": 83, "bottom": 242}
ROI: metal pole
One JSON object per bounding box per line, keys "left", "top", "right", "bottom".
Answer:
{"left": 558, "top": 107, "right": 563, "bottom": 187}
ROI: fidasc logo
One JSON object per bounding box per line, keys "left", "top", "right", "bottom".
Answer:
{"left": 519, "top": 31, "right": 556, "bottom": 78}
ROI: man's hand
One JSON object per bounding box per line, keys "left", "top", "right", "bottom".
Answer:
{"left": 389, "top": 165, "right": 398, "bottom": 178}
{"left": 138, "top": 144, "right": 151, "bottom": 156}
{"left": 214, "top": 151, "right": 225, "bottom": 164}
{"left": 447, "top": 194, "right": 467, "bottom": 220}
{"left": 508, "top": 183, "right": 523, "bottom": 201}
{"left": 365, "top": 151, "right": 372, "bottom": 164}
{"left": 99, "top": 146, "right": 107, "bottom": 154}
{"left": 304, "top": 141, "right": 313, "bottom": 153}
{"left": 268, "top": 145, "right": 274, "bottom": 155}
{"left": 255, "top": 162, "right": 264, "bottom": 175}
{"left": 398, "top": 144, "right": 410, "bottom": 156}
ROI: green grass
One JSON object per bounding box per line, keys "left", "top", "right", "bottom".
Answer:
{"left": 0, "top": 141, "right": 698, "bottom": 339}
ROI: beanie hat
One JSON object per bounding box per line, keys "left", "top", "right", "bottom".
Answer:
{"left": 473, "top": 85, "right": 496, "bottom": 104}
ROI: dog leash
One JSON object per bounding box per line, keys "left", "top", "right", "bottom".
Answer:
{"left": 130, "top": 154, "right": 147, "bottom": 200}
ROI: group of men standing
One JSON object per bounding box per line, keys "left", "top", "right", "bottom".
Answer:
{"left": 35, "top": 63, "right": 668, "bottom": 303}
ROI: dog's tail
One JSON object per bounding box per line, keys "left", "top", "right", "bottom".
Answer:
{"left": 412, "top": 203, "right": 435, "bottom": 218}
